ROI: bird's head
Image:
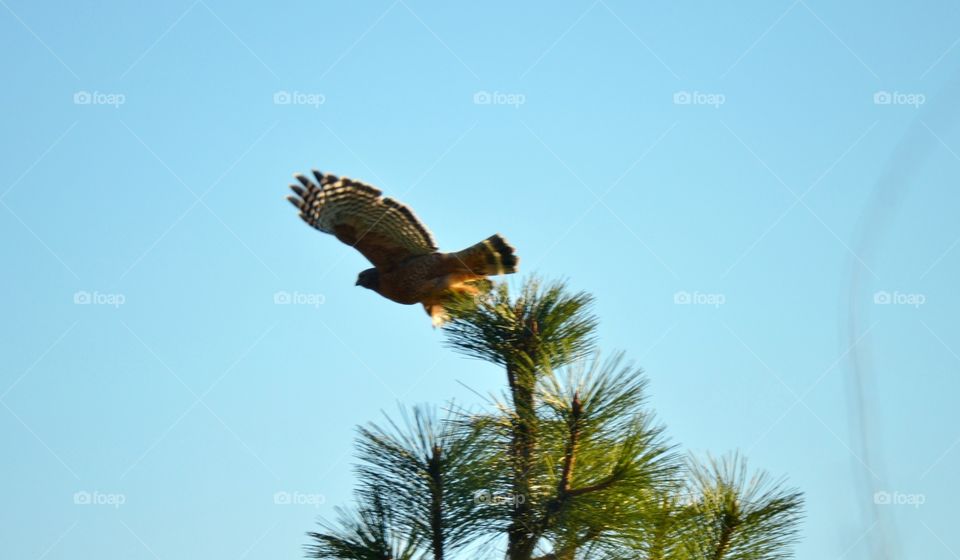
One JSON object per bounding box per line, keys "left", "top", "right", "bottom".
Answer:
{"left": 355, "top": 268, "right": 381, "bottom": 291}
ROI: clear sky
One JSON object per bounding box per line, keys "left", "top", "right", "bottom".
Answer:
{"left": 2, "top": 1, "right": 959, "bottom": 558}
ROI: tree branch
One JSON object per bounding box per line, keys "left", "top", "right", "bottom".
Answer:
{"left": 427, "top": 444, "right": 445, "bottom": 560}
{"left": 556, "top": 392, "right": 582, "bottom": 497}
{"left": 565, "top": 471, "right": 623, "bottom": 498}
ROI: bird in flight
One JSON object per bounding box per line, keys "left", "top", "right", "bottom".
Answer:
{"left": 287, "top": 170, "right": 519, "bottom": 325}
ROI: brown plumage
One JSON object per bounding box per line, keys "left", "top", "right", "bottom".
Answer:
{"left": 287, "top": 170, "right": 519, "bottom": 325}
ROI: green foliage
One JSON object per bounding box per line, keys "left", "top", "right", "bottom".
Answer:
{"left": 533, "top": 354, "right": 682, "bottom": 555}
{"left": 355, "top": 406, "right": 495, "bottom": 558}
{"left": 681, "top": 454, "right": 804, "bottom": 560}
{"left": 442, "top": 278, "right": 597, "bottom": 373}
{"left": 306, "top": 489, "right": 420, "bottom": 560}
{"left": 306, "top": 279, "right": 803, "bottom": 560}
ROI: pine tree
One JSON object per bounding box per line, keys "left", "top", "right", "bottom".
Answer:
{"left": 306, "top": 279, "right": 803, "bottom": 560}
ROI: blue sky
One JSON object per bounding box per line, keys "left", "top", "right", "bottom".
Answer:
{"left": 2, "top": 1, "right": 959, "bottom": 558}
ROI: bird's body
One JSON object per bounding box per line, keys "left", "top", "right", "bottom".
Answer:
{"left": 287, "top": 170, "right": 518, "bottom": 325}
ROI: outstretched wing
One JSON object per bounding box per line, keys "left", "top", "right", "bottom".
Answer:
{"left": 287, "top": 170, "right": 438, "bottom": 270}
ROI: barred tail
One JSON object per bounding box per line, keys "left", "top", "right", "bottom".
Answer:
{"left": 454, "top": 234, "right": 519, "bottom": 276}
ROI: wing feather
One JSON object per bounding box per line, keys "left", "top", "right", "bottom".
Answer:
{"left": 287, "top": 170, "right": 438, "bottom": 270}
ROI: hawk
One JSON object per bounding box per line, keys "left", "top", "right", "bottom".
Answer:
{"left": 286, "top": 170, "right": 519, "bottom": 325}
